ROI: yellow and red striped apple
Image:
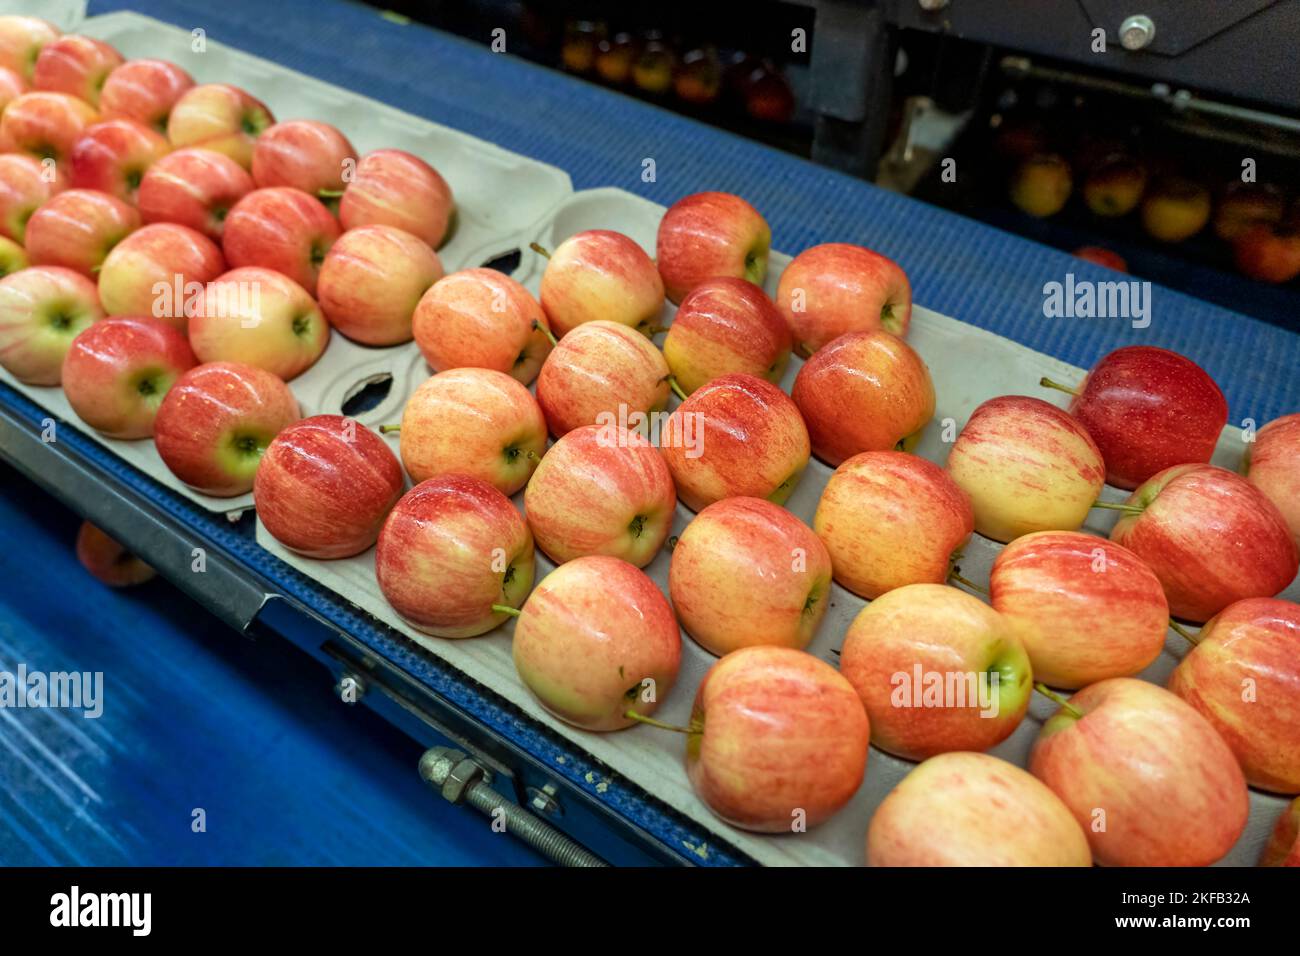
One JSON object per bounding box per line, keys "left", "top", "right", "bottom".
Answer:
{"left": 0, "top": 15, "right": 59, "bottom": 84}
{"left": 221, "top": 186, "right": 339, "bottom": 296}
{"left": 166, "top": 83, "right": 273, "bottom": 169}
{"left": 25, "top": 188, "right": 139, "bottom": 277}
{"left": 32, "top": 35, "right": 122, "bottom": 108}
{"left": 655, "top": 191, "right": 770, "bottom": 303}
{"left": 0, "top": 153, "right": 65, "bottom": 245}
{"left": 137, "top": 147, "right": 253, "bottom": 241}
{"left": 339, "top": 149, "right": 453, "bottom": 248}
{"left": 1261, "top": 797, "right": 1300, "bottom": 866}
{"left": 68, "top": 118, "right": 169, "bottom": 205}
{"left": 0, "top": 265, "right": 104, "bottom": 385}
{"left": 251, "top": 120, "right": 356, "bottom": 210}
{"left": 1246, "top": 413, "right": 1300, "bottom": 549}
{"left": 539, "top": 229, "right": 664, "bottom": 338}
{"left": 661, "top": 276, "right": 790, "bottom": 394}
{"left": 75, "top": 519, "right": 155, "bottom": 587}
{"left": 98, "top": 222, "right": 226, "bottom": 331}
{"left": 99, "top": 58, "right": 194, "bottom": 132}
{"left": 0, "top": 91, "right": 97, "bottom": 175}
{"left": 317, "top": 224, "right": 442, "bottom": 347}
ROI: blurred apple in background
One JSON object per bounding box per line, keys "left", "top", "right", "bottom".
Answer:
{"left": 413, "top": 267, "right": 550, "bottom": 384}
{"left": 1073, "top": 245, "right": 1127, "bottom": 272}
{"left": 593, "top": 32, "right": 636, "bottom": 84}
{"left": 662, "top": 277, "right": 788, "bottom": 393}
{"left": 660, "top": 372, "right": 810, "bottom": 511}
{"left": 251, "top": 120, "right": 356, "bottom": 212}
{"left": 947, "top": 395, "right": 1105, "bottom": 543}
{"left": 1246, "top": 413, "right": 1300, "bottom": 548}
{"left": 154, "top": 361, "right": 299, "bottom": 497}
{"left": 1030, "top": 678, "right": 1249, "bottom": 866}
{"left": 814, "top": 451, "right": 972, "bottom": 600}
{"left": 793, "top": 329, "right": 934, "bottom": 466}
{"left": 686, "top": 646, "right": 868, "bottom": 832}
{"left": 32, "top": 35, "right": 122, "bottom": 108}
{"left": 1261, "top": 798, "right": 1300, "bottom": 866}
{"left": 376, "top": 474, "right": 533, "bottom": 638}
{"left": 0, "top": 235, "right": 27, "bottom": 278}
{"left": 1, "top": 91, "right": 99, "bottom": 176}
{"left": 990, "top": 531, "right": 1167, "bottom": 688}
{"left": 514, "top": 555, "right": 680, "bottom": 731}
{"left": 1009, "top": 153, "right": 1072, "bottom": 218}
{"left": 0, "top": 15, "right": 60, "bottom": 84}
{"left": 1168, "top": 597, "right": 1300, "bottom": 793}
{"left": 656, "top": 191, "right": 770, "bottom": 304}
{"left": 840, "top": 584, "right": 1031, "bottom": 760}
{"left": 1108, "top": 463, "right": 1298, "bottom": 623}
{"left": 222, "top": 186, "right": 339, "bottom": 295}
{"left": 1081, "top": 154, "right": 1146, "bottom": 217}
{"left": 673, "top": 46, "right": 721, "bottom": 106}
{"left": 539, "top": 228, "right": 663, "bottom": 337}
{"left": 76, "top": 520, "right": 155, "bottom": 587}
{"left": 61, "top": 316, "right": 195, "bottom": 439}
{"left": 0, "top": 265, "right": 104, "bottom": 385}
{"left": 24, "top": 188, "right": 139, "bottom": 277}
{"left": 397, "top": 367, "right": 546, "bottom": 495}
{"left": 1141, "top": 176, "right": 1211, "bottom": 242}
{"left": 0, "top": 66, "right": 27, "bottom": 115}
{"left": 255, "top": 415, "right": 404, "bottom": 560}
{"left": 98, "top": 222, "right": 226, "bottom": 330}
{"left": 69, "top": 118, "right": 169, "bottom": 205}
{"left": 1215, "top": 182, "right": 1285, "bottom": 242}
{"left": 99, "top": 58, "right": 194, "bottom": 132}
{"left": 0, "top": 153, "right": 65, "bottom": 245}
{"left": 670, "top": 496, "right": 831, "bottom": 656}
{"left": 631, "top": 34, "right": 674, "bottom": 95}
{"left": 137, "top": 147, "right": 254, "bottom": 241}
{"left": 167, "top": 83, "right": 274, "bottom": 169}
{"left": 742, "top": 61, "right": 796, "bottom": 123}
{"left": 318, "top": 224, "right": 442, "bottom": 346}
{"left": 339, "top": 149, "right": 453, "bottom": 249}
{"left": 1234, "top": 222, "right": 1300, "bottom": 284}
{"left": 867, "top": 752, "right": 1092, "bottom": 867}
{"left": 559, "top": 19, "right": 600, "bottom": 73}
{"left": 776, "top": 242, "right": 911, "bottom": 356}
{"left": 535, "top": 319, "right": 669, "bottom": 437}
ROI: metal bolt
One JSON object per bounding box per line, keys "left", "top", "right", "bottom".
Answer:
{"left": 918, "top": 0, "right": 949, "bottom": 10}
{"left": 336, "top": 673, "right": 366, "bottom": 704}
{"left": 528, "top": 784, "right": 562, "bottom": 817}
{"left": 1119, "top": 15, "right": 1155, "bottom": 51}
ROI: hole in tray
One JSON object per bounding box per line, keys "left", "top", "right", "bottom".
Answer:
{"left": 341, "top": 374, "right": 394, "bottom": 416}
{"left": 481, "top": 248, "right": 522, "bottom": 275}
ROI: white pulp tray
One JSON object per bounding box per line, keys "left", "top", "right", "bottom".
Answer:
{"left": 0, "top": 8, "right": 572, "bottom": 514}
{"left": 259, "top": 186, "right": 1297, "bottom": 868}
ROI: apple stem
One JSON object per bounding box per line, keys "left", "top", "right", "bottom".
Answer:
{"left": 643, "top": 325, "right": 667, "bottom": 337}
{"left": 492, "top": 604, "right": 521, "bottom": 617}
{"left": 668, "top": 377, "right": 688, "bottom": 402}
{"left": 378, "top": 424, "right": 401, "bottom": 434}
{"left": 1034, "top": 682, "right": 1084, "bottom": 720}
{"left": 1169, "top": 619, "right": 1200, "bottom": 645}
{"left": 318, "top": 188, "right": 345, "bottom": 199}
{"left": 1091, "top": 500, "right": 1144, "bottom": 516}
{"left": 532, "top": 319, "right": 558, "bottom": 347}
{"left": 624, "top": 710, "right": 694, "bottom": 734}
{"left": 529, "top": 241, "right": 551, "bottom": 260}
{"left": 948, "top": 567, "right": 988, "bottom": 596}
{"left": 1039, "top": 376, "right": 1081, "bottom": 397}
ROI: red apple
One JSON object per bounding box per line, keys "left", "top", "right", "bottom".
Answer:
{"left": 538, "top": 229, "right": 664, "bottom": 338}
{"left": 32, "top": 35, "right": 122, "bottom": 108}
{"left": 1073, "top": 245, "right": 1127, "bottom": 272}
{"left": 98, "top": 222, "right": 226, "bottom": 331}
{"left": 513, "top": 555, "right": 680, "bottom": 731}
{"left": 251, "top": 120, "right": 356, "bottom": 211}
{"left": 661, "top": 277, "right": 790, "bottom": 394}
{"left": 655, "top": 191, "right": 770, "bottom": 303}
{"left": 686, "top": 646, "right": 868, "bottom": 832}
{"left": 76, "top": 520, "right": 155, "bottom": 587}
{"left": 0, "top": 265, "right": 104, "bottom": 384}
{"left": 1261, "top": 798, "right": 1300, "bottom": 866}
{"left": 24, "top": 188, "right": 139, "bottom": 277}
{"left": 317, "top": 224, "right": 442, "bottom": 346}
{"left": 1234, "top": 223, "right": 1300, "bottom": 284}
{"left": 990, "top": 531, "right": 1168, "bottom": 688}
{"left": 1030, "top": 677, "right": 1249, "bottom": 866}
{"left": 814, "top": 451, "right": 973, "bottom": 599}
{"left": 166, "top": 83, "right": 273, "bottom": 169}
{"left": 0, "top": 91, "right": 98, "bottom": 174}
{"left": 535, "top": 319, "right": 670, "bottom": 437}
{"left": 0, "top": 65, "right": 25, "bottom": 115}
{"left": 1214, "top": 183, "right": 1285, "bottom": 243}
{"left": 412, "top": 267, "right": 551, "bottom": 384}
{"left": 0, "top": 16, "right": 59, "bottom": 83}
{"left": 339, "top": 149, "right": 453, "bottom": 248}
{"left": 221, "top": 187, "right": 340, "bottom": 296}
{"left": 68, "top": 118, "right": 169, "bottom": 205}
{"left": 0, "top": 153, "right": 63, "bottom": 244}
{"left": 793, "top": 329, "right": 935, "bottom": 466}
{"left": 254, "top": 415, "right": 404, "bottom": 559}
{"left": 190, "top": 267, "right": 329, "bottom": 382}
{"left": 523, "top": 423, "right": 676, "bottom": 568}
{"left": 1247, "top": 413, "right": 1300, "bottom": 549}
{"left": 136, "top": 147, "right": 253, "bottom": 241}
{"left": 1108, "top": 463, "right": 1298, "bottom": 623}
{"left": 775, "top": 242, "right": 911, "bottom": 357}
{"left": 154, "top": 361, "right": 299, "bottom": 496}
{"left": 61, "top": 316, "right": 196, "bottom": 438}
{"left": 397, "top": 367, "right": 547, "bottom": 495}
{"left": 99, "top": 58, "right": 194, "bottom": 132}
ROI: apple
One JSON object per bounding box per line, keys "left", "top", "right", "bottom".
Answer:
{"left": 631, "top": 38, "right": 674, "bottom": 94}
{"left": 376, "top": 474, "right": 533, "bottom": 638}
{"left": 396, "top": 367, "right": 547, "bottom": 495}
{"left": 1234, "top": 223, "right": 1300, "bottom": 284}
{"left": 97, "top": 222, "right": 226, "bottom": 331}
{"left": 99, "top": 58, "right": 194, "bottom": 132}
{"left": 661, "top": 277, "right": 790, "bottom": 394}
{"left": 513, "top": 555, "right": 680, "bottom": 731}
{"left": 0, "top": 236, "right": 28, "bottom": 278}
{"left": 0, "top": 265, "right": 104, "bottom": 385}
{"left": 538, "top": 229, "right": 664, "bottom": 338}
{"left": 1261, "top": 798, "right": 1300, "bottom": 866}
{"left": 317, "top": 224, "right": 442, "bottom": 346}
{"left": 412, "top": 267, "right": 551, "bottom": 384}
{"left": 659, "top": 372, "right": 810, "bottom": 512}
{"left": 946, "top": 395, "right": 1105, "bottom": 544}
{"left": 1009, "top": 153, "right": 1072, "bottom": 218}
{"left": 793, "top": 329, "right": 934, "bottom": 466}
{"left": 1030, "top": 677, "right": 1249, "bottom": 866}
{"left": 32, "top": 35, "right": 122, "bottom": 108}
{"left": 1081, "top": 155, "right": 1146, "bottom": 217}
{"left": 1073, "top": 245, "right": 1127, "bottom": 272}
{"left": 24, "top": 188, "right": 139, "bottom": 277}
{"left": 1167, "top": 597, "right": 1300, "bottom": 793}
{"left": 0, "top": 65, "right": 25, "bottom": 115}
{"left": 61, "top": 316, "right": 196, "bottom": 439}
{"left": 0, "top": 16, "right": 59, "bottom": 83}
{"left": 136, "top": 147, "right": 254, "bottom": 241}
{"left": 1141, "top": 177, "right": 1211, "bottom": 242}
{"left": 685, "top": 646, "right": 868, "bottom": 832}
{"left": 669, "top": 496, "right": 831, "bottom": 655}
{"left": 990, "top": 531, "right": 1167, "bottom": 689}
{"left": 814, "top": 451, "right": 973, "bottom": 600}
{"left": 1042, "top": 345, "right": 1228, "bottom": 490}
{"left": 0, "top": 91, "right": 98, "bottom": 174}
{"left": 775, "top": 242, "right": 911, "bottom": 357}
{"left": 840, "top": 583, "right": 1031, "bottom": 760}
{"left": 866, "top": 752, "right": 1092, "bottom": 867}
{"left": 1108, "top": 463, "right": 1298, "bottom": 622}
{"left": 523, "top": 423, "right": 675, "bottom": 567}
{"left": 535, "top": 319, "right": 670, "bottom": 437}
{"left": 68, "top": 119, "right": 169, "bottom": 205}
{"left": 251, "top": 120, "right": 356, "bottom": 211}
{"left": 153, "top": 360, "right": 299, "bottom": 496}
{"left": 221, "top": 187, "right": 340, "bottom": 296}
{"left": 1246, "top": 413, "right": 1300, "bottom": 548}
{"left": 339, "top": 149, "right": 453, "bottom": 248}
{"left": 166, "top": 83, "right": 274, "bottom": 169}
{"left": 190, "top": 267, "right": 329, "bottom": 381}
{"left": 673, "top": 47, "right": 721, "bottom": 105}
{"left": 0, "top": 153, "right": 63, "bottom": 244}
{"left": 1214, "top": 183, "right": 1285, "bottom": 242}
{"left": 76, "top": 520, "right": 155, "bottom": 587}
{"left": 254, "top": 415, "right": 405, "bottom": 559}
{"left": 654, "top": 192, "right": 770, "bottom": 303}
{"left": 593, "top": 32, "right": 636, "bottom": 84}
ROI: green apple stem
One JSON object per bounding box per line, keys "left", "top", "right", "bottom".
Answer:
{"left": 318, "top": 188, "right": 345, "bottom": 198}
{"left": 492, "top": 604, "right": 521, "bottom": 617}
{"left": 1091, "top": 500, "right": 1144, "bottom": 516}
{"left": 1034, "top": 682, "right": 1084, "bottom": 720}
{"left": 948, "top": 567, "right": 988, "bottom": 596}
{"left": 624, "top": 710, "right": 695, "bottom": 734}
{"left": 532, "top": 319, "right": 558, "bottom": 347}
{"left": 642, "top": 325, "right": 668, "bottom": 337}
{"left": 378, "top": 424, "right": 401, "bottom": 434}
{"left": 1169, "top": 619, "right": 1200, "bottom": 645}
{"left": 667, "top": 376, "right": 688, "bottom": 402}
{"left": 529, "top": 241, "right": 551, "bottom": 260}
{"left": 1039, "top": 376, "right": 1081, "bottom": 397}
